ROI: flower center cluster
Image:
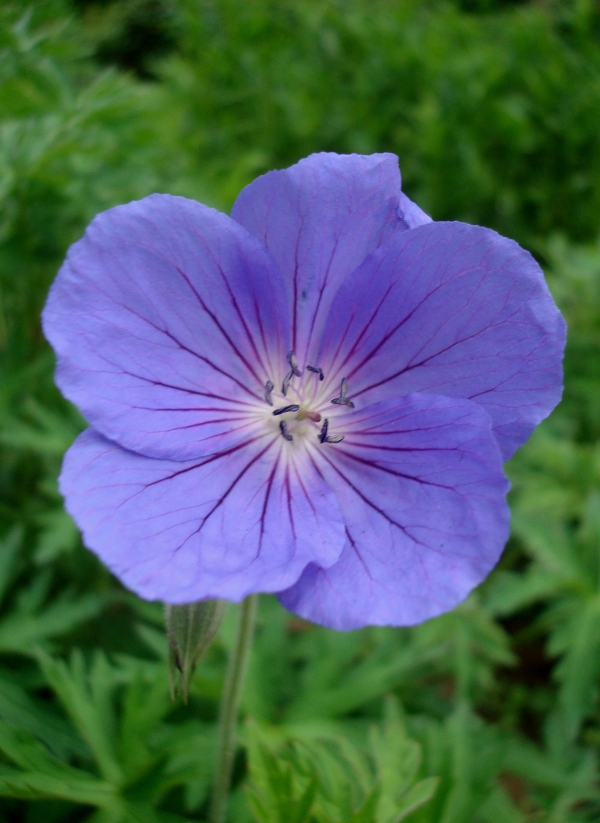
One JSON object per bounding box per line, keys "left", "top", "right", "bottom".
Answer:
{"left": 260, "top": 351, "right": 354, "bottom": 447}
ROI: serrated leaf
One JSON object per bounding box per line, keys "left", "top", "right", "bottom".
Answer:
{"left": 370, "top": 698, "right": 438, "bottom": 823}
{"left": 0, "top": 768, "right": 117, "bottom": 807}
{"left": 550, "top": 595, "right": 600, "bottom": 741}
{"left": 485, "top": 568, "right": 560, "bottom": 617}
{"left": 292, "top": 774, "right": 319, "bottom": 823}
{"left": 33, "top": 506, "right": 79, "bottom": 563}
{"left": 391, "top": 777, "right": 439, "bottom": 822}
{"left": 118, "top": 663, "right": 172, "bottom": 782}
{"left": 0, "top": 589, "right": 108, "bottom": 653}
{"left": 0, "top": 721, "right": 116, "bottom": 807}
{"left": 245, "top": 724, "right": 318, "bottom": 823}
{"left": 37, "top": 649, "right": 123, "bottom": 785}
{"left": 350, "top": 786, "right": 380, "bottom": 823}
{"left": 0, "top": 672, "right": 86, "bottom": 760}
{"left": 284, "top": 633, "right": 420, "bottom": 722}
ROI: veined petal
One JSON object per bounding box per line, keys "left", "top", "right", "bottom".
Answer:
{"left": 278, "top": 394, "right": 510, "bottom": 630}
{"left": 60, "top": 429, "right": 346, "bottom": 603}
{"left": 43, "top": 194, "right": 290, "bottom": 461}
{"left": 399, "top": 191, "right": 432, "bottom": 229}
{"left": 317, "top": 221, "right": 565, "bottom": 460}
{"left": 231, "top": 152, "right": 405, "bottom": 366}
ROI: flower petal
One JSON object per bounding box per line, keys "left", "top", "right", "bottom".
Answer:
{"left": 317, "top": 221, "right": 565, "bottom": 460}
{"left": 231, "top": 152, "right": 406, "bottom": 366}
{"left": 43, "top": 194, "right": 290, "bottom": 461}
{"left": 399, "top": 191, "right": 432, "bottom": 229}
{"left": 60, "top": 428, "right": 346, "bottom": 603}
{"left": 278, "top": 394, "right": 510, "bottom": 630}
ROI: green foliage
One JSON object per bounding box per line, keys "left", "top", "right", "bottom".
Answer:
{"left": 163, "top": 0, "right": 600, "bottom": 248}
{"left": 0, "top": 647, "right": 218, "bottom": 821}
{"left": 244, "top": 701, "right": 438, "bottom": 823}
{"left": 0, "top": 0, "right": 600, "bottom": 820}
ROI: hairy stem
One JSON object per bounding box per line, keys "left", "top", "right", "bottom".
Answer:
{"left": 209, "top": 594, "right": 258, "bottom": 823}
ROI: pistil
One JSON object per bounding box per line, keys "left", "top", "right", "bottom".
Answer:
{"left": 296, "top": 409, "right": 321, "bottom": 422}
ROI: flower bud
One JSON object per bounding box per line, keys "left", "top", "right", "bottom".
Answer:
{"left": 165, "top": 599, "right": 225, "bottom": 702}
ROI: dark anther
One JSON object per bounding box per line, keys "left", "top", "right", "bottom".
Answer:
{"left": 307, "top": 365, "right": 324, "bottom": 381}
{"left": 282, "top": 370, "right": 294, "bottom": 396}
{"left": 318, "top": 418, "right": 329, "bottom": 444}
{"left": 331, "top": 377, "right": 355, "bottom": 409}
{"left": 264, "top": 380, "right": 274, "bottom": 406}
{"left": 273, "top": 404, "right": 300, "bottom": 416}
{"left": 318, "top": 418, "right": 344, "bottom": 444}
{"left": 279, "top": 420, "right": 293, "bottom": 441}
{"left": 282, "top": 352, "right": 302, "bottom": 395}
{"left": 287, "top": 351, "right": 302, "bottom": 377}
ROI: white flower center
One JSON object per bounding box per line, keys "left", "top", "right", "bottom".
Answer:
{"left": 256, "top": 351, "right": 354, "bottom": 448}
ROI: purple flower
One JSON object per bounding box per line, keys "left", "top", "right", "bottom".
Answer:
{"left": 42, "top": 153, "right": 565, "bottom": 630}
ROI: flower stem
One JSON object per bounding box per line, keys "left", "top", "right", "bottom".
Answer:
{"left": 209, "top": 594, "right": 258, "bottom": 823}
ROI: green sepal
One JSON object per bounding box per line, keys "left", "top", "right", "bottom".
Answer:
{"left": 165, "top": 600, "right": 225, "bottom": 702}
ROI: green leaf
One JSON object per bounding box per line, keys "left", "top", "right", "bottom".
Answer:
{"left": 390, "top": 778, "right": 439, "bottom": 823}
{"left": 0, "top": 526, "right": 23, "bottom": 605}
{"left": 0, "top": 672, "right": 86, "bottom": 761}
{"left": 350, "top": 787, "right": 380, "bottom": 823}
{"left": 281, "top": 627, "right": 425, "bottom": 723}
{"left": 0, "top": 720, "right": 117, "bottom": 808}
{"left": 549, "top": 595, "right": 600, "bottom": 741}
{"left": 245, "top": 722, "right": 318, "bottom": 823}
{"left": 37, "top": 649, "right": 123, "bottom": 785}
{"left": 0, "top": 588, "right": 109, "bottom": 653}
{"left": 476, "top": 785, "right": 526, "bottom": 823}
{"left": 370, "top": 698, "right": 438, "bottom": 823}
{"left": 118, "top": 662, "right": 172, "bottom": 783}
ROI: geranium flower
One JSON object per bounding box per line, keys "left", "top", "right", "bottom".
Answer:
{"left": 42, "top": 153, "right": 565, "bottom": 630}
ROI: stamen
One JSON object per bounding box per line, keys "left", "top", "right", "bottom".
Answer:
{"left": 287, "top": 351, "right": 302, "bottom": 377}
{"left": 306, "top": 365, "right": 325, "bottom": 381}
{"left": 282, "top": 370, "right": 294, "bottom": 396}
{"left": 272, "top": 404, "right": 300, "bottom": 416}
{"left": 318, "top": 418, "right": 344, "bottom": 444}
{"left": 331, "top": 377, "right": 355, "bottom": 408}
{"left": 318, "top": 418, "right": 329, "bottom": 444}
{"left": 279, "top": 420, "right": 293, "bottom": 441}
{"left": 264, "top": 380, "right": 274, "bottom": 406}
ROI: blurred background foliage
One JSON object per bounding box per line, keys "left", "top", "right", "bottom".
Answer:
{"left": 0, "top": 0, "right": 599, "bottom": 820}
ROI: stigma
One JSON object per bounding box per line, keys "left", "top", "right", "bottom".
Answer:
{"left": 296, "top": 409, "right": 321, "bottom": 422}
